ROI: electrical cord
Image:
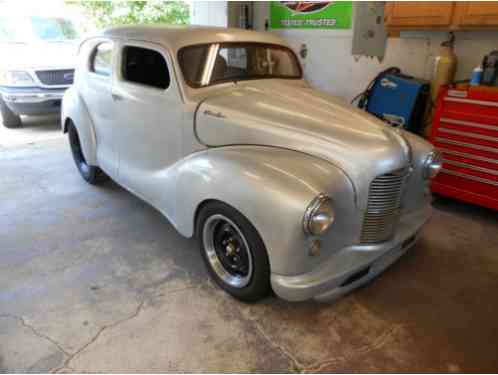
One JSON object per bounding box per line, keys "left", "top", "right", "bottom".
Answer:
{"left": 351, "top": 67, "right": 401, "bottom": 108}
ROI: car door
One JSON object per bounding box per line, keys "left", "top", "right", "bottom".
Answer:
{"left": 81, "top": 39, "right": 118, "bottom": 179}
{"left": 111, "top": 40, "right": 183, "bottom": 208}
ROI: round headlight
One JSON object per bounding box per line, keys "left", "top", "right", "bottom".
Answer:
{"left": 303, "top": 194, "right": 335, "bottom": 235}
{"left": 423, "top": 150, "right": 443, "bottom": 179}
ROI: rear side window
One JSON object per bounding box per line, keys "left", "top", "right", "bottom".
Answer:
{"left": 91, "top": 42, "right": 113, "bottom": 77}
{"left": 122, "top": 46, "right": 170, "bottom": 89}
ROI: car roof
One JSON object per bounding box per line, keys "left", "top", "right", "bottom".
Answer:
{"left": 101, "top": 25, "right": 290, "bottom": 52}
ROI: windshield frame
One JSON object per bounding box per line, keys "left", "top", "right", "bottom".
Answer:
{"left": 178, "top": 42, "right": 303, "bottom": 89}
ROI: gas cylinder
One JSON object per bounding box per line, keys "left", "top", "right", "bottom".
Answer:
{"left": 430, "top": 33, "right": 458, "bottom": 104}
{"left": 425, "top": 33, "right": 457, "bottom": 137}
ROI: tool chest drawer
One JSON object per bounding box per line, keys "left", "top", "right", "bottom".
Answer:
{"left": 430, "top": 87, "right": 498, "bottom": 210}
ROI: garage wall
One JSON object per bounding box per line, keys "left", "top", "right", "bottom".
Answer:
{"left": 452, "top": 31, "right": 498, "bottom": 81}
{"left": 252, "top": 2, "right": 498, "bottom": 101}
{"left": 190, "top": 1, "right": 228, "bottom": 28}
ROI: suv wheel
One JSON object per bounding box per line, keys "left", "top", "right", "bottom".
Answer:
{"left": 197, "top": 201, "right": 271, "bottom": 302}
{"left": 0, "top": 97, "right": 21, "bottom": 128}
{"left": 68, "top": 122, "right": 107, "bottom": 185}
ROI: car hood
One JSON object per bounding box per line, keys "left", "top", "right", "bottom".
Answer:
{"left": 195, "top": 80, "right": 411, "bottom": 190}
{"left": 0, "top": 41, "right": 78, "bottom": 70}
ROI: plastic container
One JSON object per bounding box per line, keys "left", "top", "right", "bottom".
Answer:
{"left": 470, "top": 66, "right": 483, "bottom": 86}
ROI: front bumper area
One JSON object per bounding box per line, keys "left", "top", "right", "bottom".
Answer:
{"left": 271, "top": 205, "right": 432, "bottom": 302}
{"left": 0, "top": 86, "right": 67, "bottom": 116}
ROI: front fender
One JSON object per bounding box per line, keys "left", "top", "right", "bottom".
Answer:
{"left": 174, "top": 146, "right": 357, "bottom": 276}
{"left": 402, "top": 131, "right": 434, "bottom": 214}
{"left": 61, "top": 87, "right": 98, "bottom": 166}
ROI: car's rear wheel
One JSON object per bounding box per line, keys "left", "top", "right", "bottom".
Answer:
{"left": 68, "top": 122, "right": 107, "bottom": 185}
{"left": 0, "top": 97, "right": 22, "bottom": 128}
{"left": 197, "top": 201, "right": 271, "bottom": 302}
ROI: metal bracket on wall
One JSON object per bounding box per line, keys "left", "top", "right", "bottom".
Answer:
{"left": 352, "top": 2, "right": 388, "bottom": 62}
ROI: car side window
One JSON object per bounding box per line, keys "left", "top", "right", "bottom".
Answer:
{"left": 91, "top": 42, "right": 113, "bottom": 77}
{"left": 122, "top": 46, "right": 170, "bottom": 89}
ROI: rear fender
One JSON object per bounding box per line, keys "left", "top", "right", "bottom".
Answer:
{"left": 62, "top": 87, "right": 97, "bottom": 166}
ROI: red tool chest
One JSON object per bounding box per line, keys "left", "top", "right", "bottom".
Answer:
{"left": 430, "top": 86, "right": 498, "bottom": 211}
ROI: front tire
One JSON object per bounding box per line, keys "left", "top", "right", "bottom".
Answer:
{"left": 68, "top": 122, "right": 107, "bottom": 185}
{"left": 197, "top": 201, "right": 271, "bottom": 302}
{"left": 0, "top": 97, "right": 21, "bottom": 128}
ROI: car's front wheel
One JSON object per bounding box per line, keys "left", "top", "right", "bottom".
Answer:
{"left": 197, "top": 201, "right": 271, "bottom": 302}
{"left": 0, "top": 97, "right": 21, "bottom": 128}
{"left": 68, "top": 122, "right": 107, "bottom": 185}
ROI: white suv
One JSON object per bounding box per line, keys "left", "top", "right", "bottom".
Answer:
{"left": 0, "top": 15, "right": 79, "bottom": 128}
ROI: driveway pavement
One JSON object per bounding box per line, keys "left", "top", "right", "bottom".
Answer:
{"left": 0, "top": 115, "right": 63, "bottom": 150}
{"left": 1, "top": 116, "right": 498, "bottom": 372}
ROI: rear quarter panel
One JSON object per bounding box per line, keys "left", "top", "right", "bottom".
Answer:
{"left": 61, "top": 85, "right": 98, "bottom": 165}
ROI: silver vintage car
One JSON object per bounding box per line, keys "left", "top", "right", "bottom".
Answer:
{"left": 62, "top": 26, "right": 441, "bottom": 302}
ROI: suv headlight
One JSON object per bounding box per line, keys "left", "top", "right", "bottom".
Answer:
{"left": 0, "top": 70, "right": 35, "bottom": 87}
{"left": 303, "top": 194, "right": 335, "bottom": 235}
{"left": 423, "top": 150, "right": 443, "bottom": 179}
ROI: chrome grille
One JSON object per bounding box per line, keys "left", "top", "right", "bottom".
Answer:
{"left": 360, "top": 170, "right": 407, "bottom": 244}
{"left": 35, "top": 69, "right": 74, "bottom": 86}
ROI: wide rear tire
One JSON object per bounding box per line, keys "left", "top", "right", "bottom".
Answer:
{"left": 68, "top": 122, "right": 107, "bottom": 185}
{"left": 0, "top": 97, "right": 21, "bottom": 128}
{"left": 197, "top": 201, "right": 271, "bottom": 302}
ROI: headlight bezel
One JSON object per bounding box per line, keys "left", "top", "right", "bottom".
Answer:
{"left": 423, "top": 150, "right": 443, "bottom": 179}
{"left": 303, "top": 194, "right": 335, "bottom": 236}
{"left": 0, "top": 70, "right": 36, "bottom": 87}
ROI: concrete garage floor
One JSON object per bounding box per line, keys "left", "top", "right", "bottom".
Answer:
{"left": 0, "top": 115, "right": 62, "bottom": 149}
{"left": 1, "top": 117, "right": 498, "bottom": 373}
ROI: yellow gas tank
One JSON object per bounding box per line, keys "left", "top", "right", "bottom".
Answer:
{"left": 431, "top": 36, "right": 457, "bottom": 104}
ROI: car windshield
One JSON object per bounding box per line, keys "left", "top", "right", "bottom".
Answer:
{"left": 0, "top": 16, "right": 78, "bottom": 43}
{"left": 30, "top": 17, "right": 79, "bottom": 41}
{"left": 178, "top": 42, "right": 302, "bottom": 88}
{"left": 0, "top": 17, "right": 23, "bottom": 42}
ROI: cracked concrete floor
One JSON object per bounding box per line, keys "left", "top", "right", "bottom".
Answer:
{"left": 1, "top": 120, "right": 498, "bottom": 373}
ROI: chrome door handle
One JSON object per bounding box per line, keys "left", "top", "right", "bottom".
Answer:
{"left": 112, "top": 93, "right": 124, "bottom": 101}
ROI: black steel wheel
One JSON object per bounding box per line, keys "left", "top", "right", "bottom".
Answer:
{"left": 197, "top": 201, "right": 271, "bottom": 302}
{"left": 68, "top": 121, "right": 107, "bottom": 185}
{"left": 203, "top": 214, "right": 253, "bottom": 288}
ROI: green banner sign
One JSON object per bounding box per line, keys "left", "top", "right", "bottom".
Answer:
{"left": 270, "top": 1, "right": 352, "bottom": 29}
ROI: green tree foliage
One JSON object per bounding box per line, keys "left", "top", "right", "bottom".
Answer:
{"left": 67, "top": 1, "right": 190, "bottom": 29}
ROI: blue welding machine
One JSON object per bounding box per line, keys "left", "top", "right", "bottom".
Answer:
{"left": 357, "top": 69, "right": 430, "bottom": 134}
